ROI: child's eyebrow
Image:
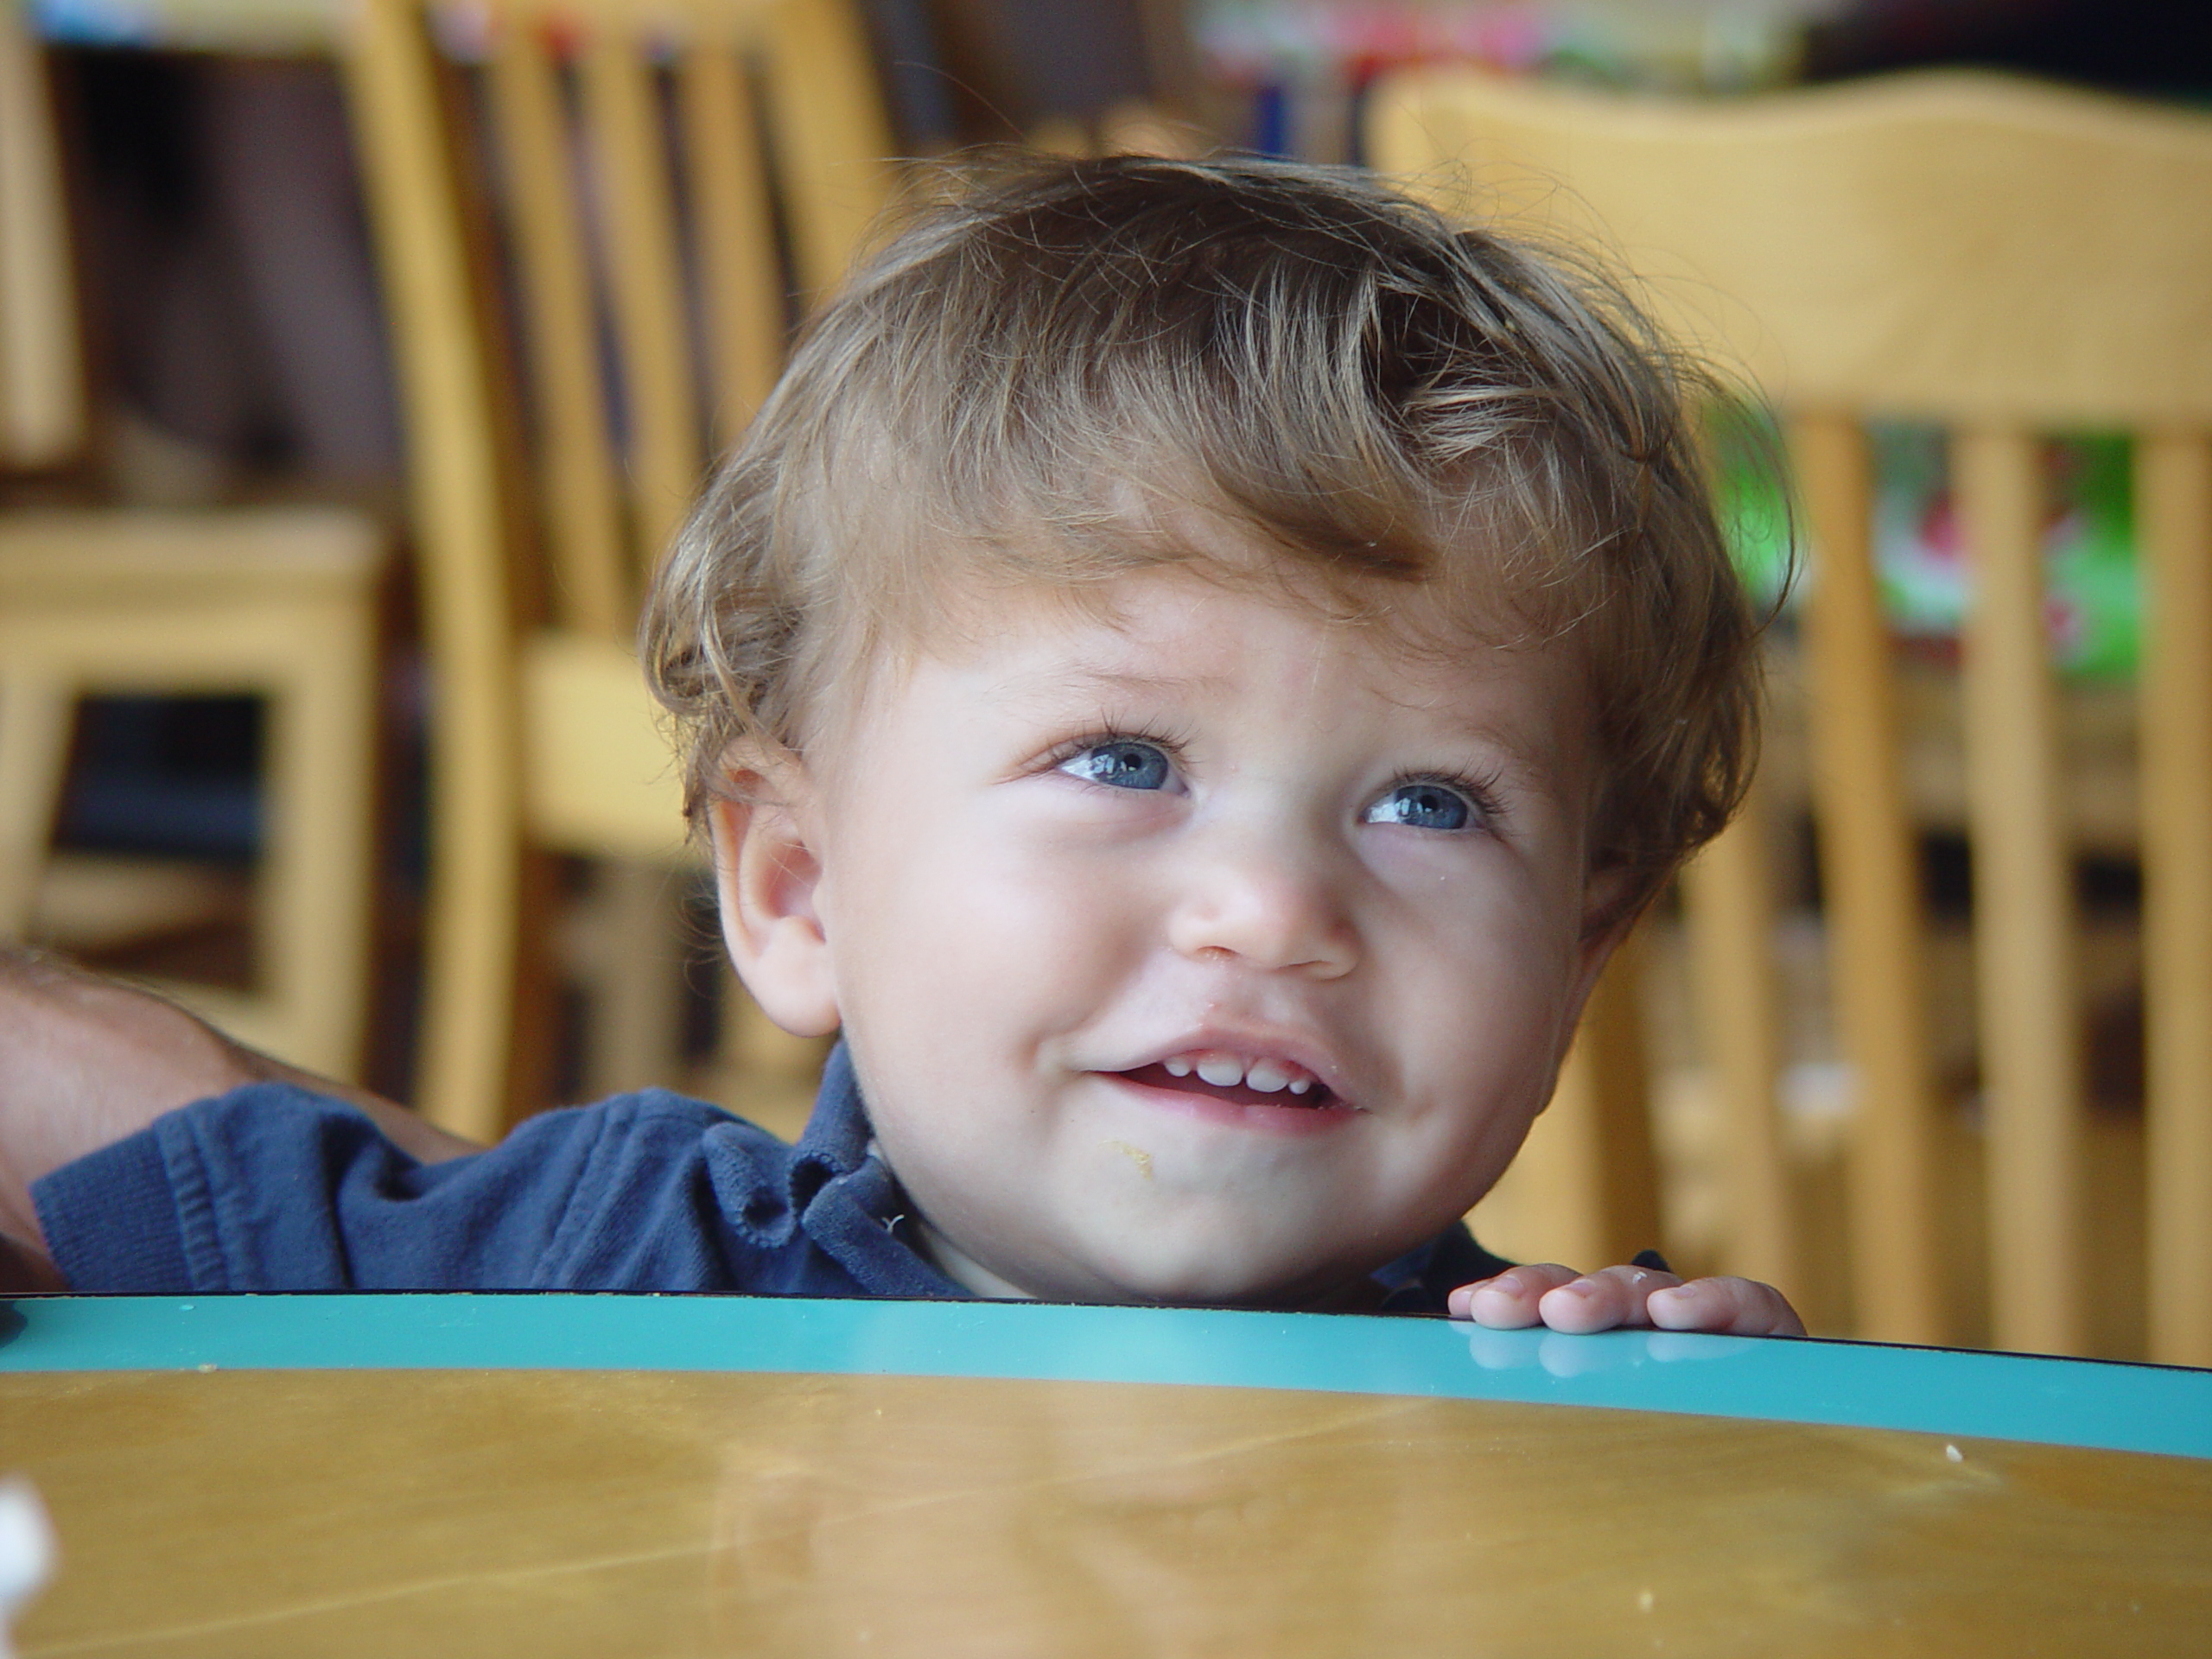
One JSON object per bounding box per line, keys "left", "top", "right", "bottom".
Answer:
{"left": 991, "top": 664, "right": 1235, "bottom": 704}
{"left": 995, "top": 665, "right": 1573, "bottom": 785}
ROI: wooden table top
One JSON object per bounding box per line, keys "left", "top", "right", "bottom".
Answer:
{"left": 3, "top": 1296, "right": 2209, "bottom": 1656}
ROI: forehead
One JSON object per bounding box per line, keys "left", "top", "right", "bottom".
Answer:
{"left": 855, "top": 486, "right": 1573, "bottom": 677}
{"left": 825, "top": 563, "right": 1599, "bottom": 784}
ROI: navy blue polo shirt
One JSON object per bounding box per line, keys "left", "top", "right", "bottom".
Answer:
{"left": 33, "top": 1045, "right": 1507, "bottom": 1310}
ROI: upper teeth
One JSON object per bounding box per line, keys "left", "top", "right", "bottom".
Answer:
{"left": 1160, "top": 1051, "right": 1318, "bottom": 1096}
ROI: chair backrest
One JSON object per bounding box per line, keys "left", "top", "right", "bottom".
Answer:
{"left": 342, "top": 0, "right": 893, "bottom": 1131}
{"left": 1370, "top": 69, "right": 2212, "bottom": 1361}
{"left": 351, "top": 0, "right": 891, "bottom": 638}
{"left": 0, "top": 0, "right": 85, "bottom": 470}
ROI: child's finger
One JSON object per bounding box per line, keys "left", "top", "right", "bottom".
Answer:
{"left": 1647, "top": 1275, "right": 1807, "bottom": 1337}
{"left": 1533, "top": 1262, "right": 1684, "bottom": 1333}
{"left": 1447, "top": 1262, "right": 1581, "bottom": 1325}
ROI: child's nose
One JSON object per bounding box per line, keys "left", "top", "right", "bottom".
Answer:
{"left": 1163, "top": 823, "right": 1359, "bottom": 978}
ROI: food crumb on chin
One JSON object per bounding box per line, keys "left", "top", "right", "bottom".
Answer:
{"left": 1104, "top": 1138, "right": 1154, "bottom": 1180}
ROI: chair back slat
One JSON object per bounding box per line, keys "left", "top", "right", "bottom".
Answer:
{"left": 2140, "top": 430, "right": 2212, "bottom": 1365}
{"left": 345, "top": 0, "right": 527, "bottom": 1137}
{"left": 577, "top": 36, "right": 702, "bottom": 572}
{"left": 1683, "top": 418, "right": 1794, "bottom": 1297}
{"left": 758, "top": 0, "right": 895, "bottom": 294}
{"left": 680, "top": 45, "right": 784, "bottom": 443}
{"left": 486, "top": 27, "right": 630, "bottom": 637}
{"left": 0, "top": 0, "right": 84, "bottom": 468}
{"left": 1681, "top": 794, "right": 1797, "bottom": 1293}
{"left": 474, "top": 0, "right": 887, "bottom": 607}
{"left": 1473, "top": 935, "right": 1660, "bottom": 1270}
{"left": 1955, "top": 425, "right": 2088, "bottom": 1355}
{"left": 1793, "top": 410, "right": 1945, "bottom": 1344}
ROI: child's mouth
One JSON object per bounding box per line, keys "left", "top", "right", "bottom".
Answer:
{"left": 1116, "top": 1059, "right": 1340, "bottom": 1110}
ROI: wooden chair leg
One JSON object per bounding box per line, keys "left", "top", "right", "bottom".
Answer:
{"left": 0, "top": 673, "right": 72, "bottom": 938}
{"left": 702, "top": 964, "right": 829, "bottom": 1142}
{"left": 1794, "top": 412, "right": 1946, "bottom": 1346}
{"left": 257, "top": 596, "right": 378, "bottom": 1080}
{"left": 581, "top": 858, "right": 687, "bottom": 1101}
{"left": 1957, "top": 425, "right": 2087, "bottom": 1357}
{"left": 1467, "top": 931, "right": 1658, "bottom": 1270}
{"left": 1682, "top": 788, "right": 1799, "bottom": 1300}
{"left": 412, "top": 652, "right": 527, "bottom": 1140}
{"left": 2141, "top": 429, "right": 2212, "bottom": 1367}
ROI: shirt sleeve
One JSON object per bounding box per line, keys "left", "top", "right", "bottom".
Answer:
{"left": 32, "top": 1081, "right": 779, "bottom": 1294}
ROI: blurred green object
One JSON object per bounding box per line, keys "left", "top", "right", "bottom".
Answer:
{"left": 1713, "top": 409, "right": 2141, "bottom": 679}
{"left": 1709, "top": 399, "right": 1796, "bottom": 612}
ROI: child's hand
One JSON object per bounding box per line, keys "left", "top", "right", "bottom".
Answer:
{"left": 1446, "top": 1262, "right": 1805, "bottom": 1337}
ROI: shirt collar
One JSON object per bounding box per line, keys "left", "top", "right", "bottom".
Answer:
{"left": 792, "top": 1040, "right": 873, "bottom": 1176}
{"left": 788, "top": 1044, "right": 968, "bottom": 1300}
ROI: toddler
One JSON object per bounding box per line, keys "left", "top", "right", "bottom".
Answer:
{"left": 7, "top": 156, "right": 1798, "bottom": 1336}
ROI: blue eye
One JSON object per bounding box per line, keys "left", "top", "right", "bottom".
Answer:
{"left": 1063, "top": 741, "right": 1173, "bottom": 791}
{"left": 1363, "top": 781, "right": 1473, "bottom": 831}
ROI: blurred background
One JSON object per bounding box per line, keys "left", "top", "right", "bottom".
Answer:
{"left": 4, "top": 0, "right": 2210, "bottom": 1357}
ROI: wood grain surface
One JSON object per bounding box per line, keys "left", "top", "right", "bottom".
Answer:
{"left": 5, "top": 1369, "right": 2207, "bottom": 1656}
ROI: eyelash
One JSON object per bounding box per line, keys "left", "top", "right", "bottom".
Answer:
{"left": 1378, "top": 768, "right": 1507, "bottom": 832}
{"left": 1044, "top": 732, "right": 1505, "bottom": 829}
{"left": 1039, "top": 724, "right": 1190, "bottom": 776}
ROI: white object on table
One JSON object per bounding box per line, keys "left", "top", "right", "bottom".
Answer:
{"left": 0, "top": 1476, "right": 54, "bottom": 1659}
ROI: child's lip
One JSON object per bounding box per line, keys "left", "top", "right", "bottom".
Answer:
{"left": 1098, "top": 1068, "right": 1363, "bottom": 1135}
{"left": 1118, "top": 1059, "right": 1339, "bottom": 1109}
{"left": 1125, "top": 1029, "right": 1351, "bottom": 1102}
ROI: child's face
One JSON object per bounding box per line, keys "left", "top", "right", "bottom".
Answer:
{"left": 716, "top": 560, "right": 1624, "bottom": 1306}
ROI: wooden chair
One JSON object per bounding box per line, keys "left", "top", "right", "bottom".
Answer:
{"left": 0, "top": 0, "right": 383, "bottom": 1078}
{"left": 0, "top": 0, "right": 78, "bottom": 471}
{"left": 340, "top": 0, "right": 893, "bottom": 1140}
{"left": 1370, "top": 69, "right": 2212, "bottom": 1362}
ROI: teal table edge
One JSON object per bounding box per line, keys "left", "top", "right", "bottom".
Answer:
{"left": 5, "top": 1294, "right": 2209, "bottom": 1461}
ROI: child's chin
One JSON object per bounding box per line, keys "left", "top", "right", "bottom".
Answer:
{"left": 1077, "top": 1242, "right": 1354, "bottom": 1310}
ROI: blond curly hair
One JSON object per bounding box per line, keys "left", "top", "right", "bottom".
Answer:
{"left": 642, "top": 153, "right": 1763, "bottom": 915}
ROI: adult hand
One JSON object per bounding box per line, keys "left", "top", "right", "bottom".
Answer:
{"left": 1447, "top": 1262, "right": 1805, "bottom": 1337}
{"left": 0, "top": 948, "right": 477, "bottom": 1290}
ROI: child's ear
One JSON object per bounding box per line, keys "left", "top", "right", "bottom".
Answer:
{"left": 705, "top": 748, "right": 841, "bottom": 1039}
